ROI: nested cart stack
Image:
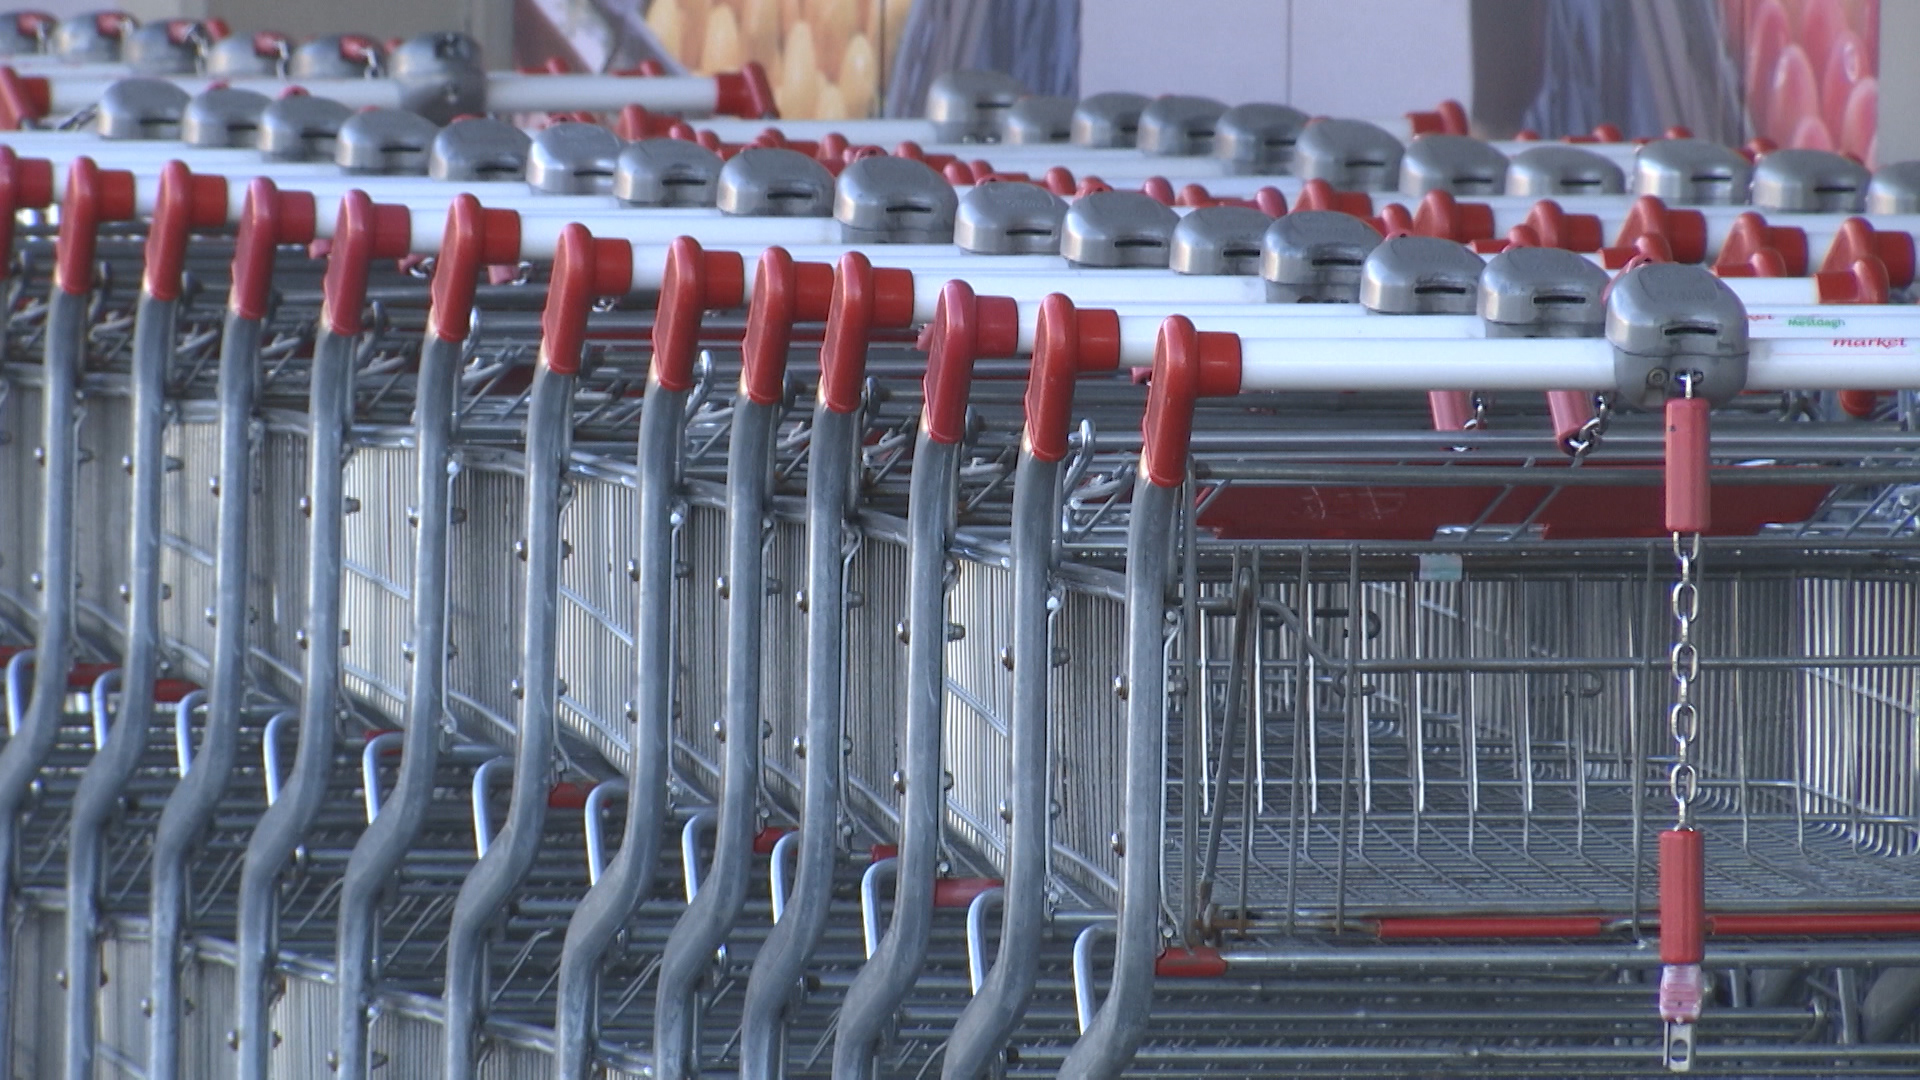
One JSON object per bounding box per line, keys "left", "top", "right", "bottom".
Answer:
{"left": 0, "top": 14, "right": 1918, "bottom": 1080}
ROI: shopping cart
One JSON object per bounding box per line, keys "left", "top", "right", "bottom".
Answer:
{"left": 6, "top": 40, "right": 1920, "bottom": 1080}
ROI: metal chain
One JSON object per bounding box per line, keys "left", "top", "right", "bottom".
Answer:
{"left": 1668, "top": 375, "right": 1700, "bottom": 828}
{"left": 1566, "top": 393, "right": 1615, "bottom": 460}
{"left": 1668, "top": 531, "right": 1700, "bottom": 827}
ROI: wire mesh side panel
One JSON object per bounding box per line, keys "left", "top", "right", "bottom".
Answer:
{"left": 478, "top": 1041, "right": 556, "bottom": 1080}
{"left": 268, "top": 972, "right": 338, "bottom": 1080}
{"left": 340, "top": 442, "right": 419, "bottom": 724}
{"left": 368, "top": 1007, "right": 445, "bottom": 1079}
{"left": 758, "top": 517, "right": 809, "bottom": 816}
{"left": 1173, "top": 558, "right": 1920, "bottom": 927}
{"left": 842, "top": 529, "right": 910, "bottom": 839}
{"left": 0, "top": 380, "right": 45, "bottom": 633}
{"left": 445, "top": 459, "right": 530, "bottom": 750}
{"left": 7, "top": 903, "right": 61, "bottom": 1080}
{"left": 1797, "top": 574, "right": 1920, "bottom": 858}
{"left": 942, "top": 556, "right": 1014, "bottom": 875}
{"left": 71, "top": 388, "right": 134, "bottom": 649}
{"left": 249, "top": 422, "right": 314, "bottom": 704}
{"left": 154, "top": 417, "right": 310, "bottom": 695}
{"left": 97, "top": 930, "right": 150, "bottom": 1079}
{"left": 180, "top": 955, "right": 237, "bottom": 1080}
{"left": 555, "top": 468, "right": 638, "bottom": 771}
{"left": 1048, "top": 586, "right": 1128, "bottom": 910}
{"left": 670, "top": 500, "right": 727, "bottom": 796}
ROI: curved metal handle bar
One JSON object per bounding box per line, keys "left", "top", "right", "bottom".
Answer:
{"left": 680, "top": 809, "right": 716, "bottom": 903}
{"left": 860, "top": 857, "right": 898, "bottom": 960}
{"left": 583, "top": 779, "right": 626, "bottom": 886}
{"left": 87, "top": 667, "right": 120, "bottom": 751}
{"left": 171, "top": 690, "right": 207, "bottom": 775}
{"left": 4, "top": 651, "right": 32, "bottom": 738}
{"left": 966, "top": 886, "right": 1005, "bottom": 995}
{"left": 359, "top": 731, "right": 403, "bottom": 823}
{"left": 261, "top": 709, "right": 296, "bottom": 805}
{"left": 1072, "top": 924, "right": 1113, "bottom": 1034}
{"left": 469, "top": 755, "right": 510, "bottom": 858}
{"left": 769, "top": 829, "right": 800, "bottom": 925}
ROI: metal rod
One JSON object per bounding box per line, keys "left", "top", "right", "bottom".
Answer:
{"left": 332, "top": 329, "right": 462, "bottom": 1080}
{"left": 442, "top": 360, "right": 572, "bottom": 1080}
{"left": 654, "top": 390, "right": 779, "bottom": 1079}
{"left": 61, "top": 286, "right": 172, "bottom": 1080}
{"left": 942, "top": 449, "right": 1060, "bottom": 1079}
{"left": 147, "top": 305, "right": 264, "bottom": 1080}
{"left": 831, "top": 432, "right": 961, "bottom": 1080}
{"left": 235, "top": 318, "right": 355, "bottom": 1080}
{"left": 737, "top": 403, "right": 858, "bottom": 1080}
{"left": 553, "top": 370, "right": 689, "bottom": 1079}
{"left": 1056, "top": 478, "right": 1181, "bottom": 1080}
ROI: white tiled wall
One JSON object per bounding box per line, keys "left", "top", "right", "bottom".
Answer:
{"left": 1078, "top": 0, "right": 1474, "bottom": 119}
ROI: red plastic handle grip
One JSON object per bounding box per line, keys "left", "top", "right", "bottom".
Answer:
{"left": 922, "top": 281, "right": 1019, "bottom": 445}
{"left": 1294, "top": 178, "right": 1374, "bottom": 218}
{"left": 430, "top": 196, "right": 522, "bottom": 343}
{"left": 0, "top": 147, "right": 52, "bottom": 281}
{"left": 651, "top": 236, "right": 745, "bottom": 391}
{"left": 144, "top": 162, "right": 228, "bottom": 302}
{"left": 1026, "top": 295, "right": 1121, "bottom": 463}
{"left": 1659, "top": 827, "right": 1706, "bottom": 965}
{"left": 1143, "top": 317, "right": 1242, "bottom": 488}
{"left": 541, "top": 224, "right": 634, "bottom": 376}
{"left": 1823, "top": 217, "right": 1914, "bottom": 289}
{"left": 1713, "top": 211, "right": 1808, "bottom": 277}
{"left": 1664, "top": 397, "right": 1712, "bottom": 535}
{"left": 1610, "top": 195, "right": 1707, "bottom": 264}
{"left": 1524, "top": 199, "right": 1604, "bottom": 252}
{"left": 740, "top": 248, "right": 833, "bottom": 406}
{"left": 322, "top": 191, "right": 411, "bottom": 337}
{"left": 0, "top": 68, "right": 48, "bottom": 130}
{"left": 818, "top": 253, "right": 913, "bottom": 414}
{"left": 55, "top": 158, "right": 135, "bottom": 297}
{"left": 715, "top": 61, "right": 779, "bottom": 119}
{"left": 230, "top": 178, "right": 317, "bottom": 320}
{"left": 1414, "top": 190, "right": 1495, "bottom": 243}
{"left": 1817, "top": 258, "right": 1892, "bottom": 305}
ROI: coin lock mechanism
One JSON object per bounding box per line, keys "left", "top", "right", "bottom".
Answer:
{"left": 836, "top": 156, "right": 959, "bottom": 244}
{"left": 615, "top": 139, "right": 725, "bottom": 208}
{"left": 1261, "top": 210, "right": 1383, "bottom": 303}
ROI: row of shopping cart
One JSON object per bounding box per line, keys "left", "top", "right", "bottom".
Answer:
{"left": 0, "top": 23, "right": 1918, "bottom": 1080}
